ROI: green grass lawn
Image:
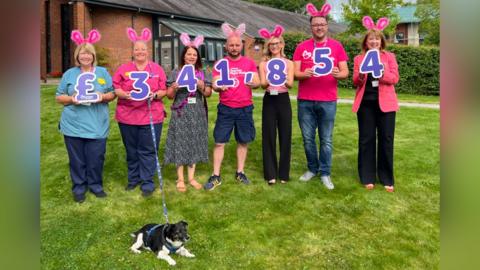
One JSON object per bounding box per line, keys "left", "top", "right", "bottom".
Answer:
{"left": 41, "top": 85, "right": 439, "bottom": 269}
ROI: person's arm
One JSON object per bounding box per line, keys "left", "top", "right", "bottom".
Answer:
{"left": 212, "top": 76, "right": 228, "bottom": 92}
{"left": 331, "top": 61, "right": 349, "bottom": 80}
{"left": 285, "top": 60, "right": 295, "bottom": 89}
{"left": 352, "top": 56, "right": 366, "bottom": 88}
{"left": 246, "top": 71, "right": 261, "bottom": 89}
{"left": 55, "top": 95, "right": 79, "bottom": 105}
{"left": 294, "top": 60, "right": 314, "bottom": 80}
{"left": 115, "top": 88, "right": 131, "bottom": 100}
{"left": 99, "top": 92, "right": 116, "bottom": 103}
{"left": 379, "top": 53, "right": 399, "bottom": 85}
{"left": 258, "top": 61, "right": 268, "bottom": 89}
{"left": 55, "top": 71, "right": 79, "bottom": 105}
{"left": 98, "top": 69, "right": 116, "bottom": 103}
{"left": 166, "top": 82, "right": 178, "bottom": 99}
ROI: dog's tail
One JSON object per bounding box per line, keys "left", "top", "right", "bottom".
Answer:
{"left": 130, "top": 232, "right": 136, "bottom": 238}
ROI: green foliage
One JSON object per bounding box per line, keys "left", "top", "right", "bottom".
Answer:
{"left": 245, "top": 0, "right": 325, "bottom": 13}
{"left": 283, "top": 32, "right": 439, "bottom": 95}
{"left": 415, "top": 0, "right": 440, "bottom": 45}
{"left": 341, "top": 0, "right": 403, "bottom": 38}
{"left": 95, "top": 47, "right": 111, "bottom": 69}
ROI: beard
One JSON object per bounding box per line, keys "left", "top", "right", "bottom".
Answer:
{"left": 227, "top": 50, "right": 241, "bottom": 58}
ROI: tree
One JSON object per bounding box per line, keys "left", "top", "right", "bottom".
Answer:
{"left": 245, "top": 0, "right": 325, "bottom": 14}
{"left": 341, "top": 0, "right": 403, "bottom": 37}
{"left": 415, "top": 0, "right": 439, "bottom": 45}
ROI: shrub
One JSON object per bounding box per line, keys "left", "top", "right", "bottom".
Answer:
{"left": 283, "top": 32, "right": 439, "bottom": 95}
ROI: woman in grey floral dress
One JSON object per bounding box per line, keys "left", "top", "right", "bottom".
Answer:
{"left": 164, "top": 33, "right": 212, "bottom": 192}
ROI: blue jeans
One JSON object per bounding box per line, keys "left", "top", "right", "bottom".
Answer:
{"left": 297, "top": 100, "right": 337, "bottom": 176}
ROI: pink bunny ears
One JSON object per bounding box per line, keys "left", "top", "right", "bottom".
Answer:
{"left": 179, "top": 33, "right": 204, "bottom": 48}
{"left": 222, "top": 23, "right": 246, "bottom": 38}
{"left": 71, "top": 29, "right": 101, "bottom": 46}
{"left": 362, "top": 16, "right": 390, "bottom": 31}
{"left": 126, "top": 27, "right": 152, "bottom": 42}
{"left": 258, "top": 25, "right": 285, "bottom": 39}
{"left": 306, "top": 2, "right": 332, "bottom": 17}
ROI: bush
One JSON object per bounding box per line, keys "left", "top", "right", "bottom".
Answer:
{"left": 283, "top": 32, "right": 439, "bottom": 95}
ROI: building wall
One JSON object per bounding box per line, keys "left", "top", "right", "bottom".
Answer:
{"left": 395, "top": 23, "right": 408, "bottom": 45}
{"left": 407, "top": 22, "right": 420, "bottom": 46}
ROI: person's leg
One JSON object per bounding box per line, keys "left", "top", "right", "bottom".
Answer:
{"left": 262, "top": 94, "right": 277, "bottom": 181}
{"left": 85, "top": 138, "right": 107, "bottom": 194}
{"left": 377, "top": 109, "right": 396, "bottom": 187}
{"left": 138, "top": 123, "right": 162, "bottom": 193}
{"left": 212, "top": 104, "right": 235, "bottom": 176}
{"left": 357, "top": 100, "right": 377, "bottom": 185}
{"left": 277, "top": 94, "right": 292, "bottom": 181}
{"left": 118, "top": 123, "right": 141, "bottom": 188}
{"left": 233, "top": 105, "right": 255, "bottom": 184}
{"left": 316, "top": 101, "right": 337, "bottom": 177}
{"left": 297, "top": 100, "right": 319, "bottom": 176}
{"left": 176, "top": 165, "right": 186, "bottom": 192}
{"left": 187, "top": 164, "right": 202, "bottom": 189}
{"left": 236, "top": 143, "right": 248, "bottom": 174}
{"left": 64, "top": 136, "right": 87, "bottom": 198}
{"left": 212, "top": 143, "right": 225, "bottom": 176}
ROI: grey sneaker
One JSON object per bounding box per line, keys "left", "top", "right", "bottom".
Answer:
{"left": 299, "top": 171, "right": 316, "bottom": 181}
{"left": 235, "top": 172, "right": 251, "bottom": 185}
{"left": 320, "top": 175, "right": 334, "bottom": 190}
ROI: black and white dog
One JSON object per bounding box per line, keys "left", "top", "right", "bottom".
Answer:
{"left": 130, "top": 221, "right": 195, "bottom": 266}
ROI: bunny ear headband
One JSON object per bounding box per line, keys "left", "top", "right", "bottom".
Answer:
{"left": 222, "top": 23, "right": 246, "bottom": 38}
{"left": 71, "top": 29, "right": 101, "bottom": 45}
{"left": 258, "top": 25, "right": 285, "bottom": 39}
{"left": 306, "top": 2, "right": 332, "bottom": 17}
{"left": 126, "top": 27, "right": 152, "bottom": 42}
{"left": 362, "top": 16, "right": 390, "bottom": 31}
{"left": 179, "top": 33, "right": 204, "bottom": 48}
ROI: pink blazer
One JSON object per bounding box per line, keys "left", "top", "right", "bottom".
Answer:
{"left": 352, "top": 51, "right": 400, "bottom": 113}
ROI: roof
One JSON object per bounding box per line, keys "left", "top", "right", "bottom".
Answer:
{"left": 81, "top": 0, "right": 347, "bottom": 38}
{"left": 394, "top": 5, "right": 420, "bottom": 23}
{"left": 160, "top": 20, "right": 225, "bottom": 39}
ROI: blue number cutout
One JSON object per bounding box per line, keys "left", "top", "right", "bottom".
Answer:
{"left": 74, "top": 72, "right": 100, "bottom": 103}
{"left": 266, "top": 58, "right": 287, "bottom": 86}
{"left": 244, "top": 72, "right": 254, "bottom": 84}
{"left": 176, "top": 64, "right": 198, "bottom": 92}
{"left": 129, "top": 71, "right": 151, "bottom": 101}
{"left": 214, "top": 59, "right": 236, "bottom": 87}
{"left": 360, "top": 49, "right": 384, "bottom": 78}
{"left": 312, "top": 47, "right": 334, "bottom": 76}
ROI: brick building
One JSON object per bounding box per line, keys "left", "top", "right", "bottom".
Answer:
{"left": 41, "top": 0, "right": 346, "bottom": 79}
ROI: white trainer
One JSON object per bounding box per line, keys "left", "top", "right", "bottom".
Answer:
{"left": 320, "top": 175, "right": 334, "bottom": 190}
{"left": 299, "top": 171, "right": 316, "bottom": 181}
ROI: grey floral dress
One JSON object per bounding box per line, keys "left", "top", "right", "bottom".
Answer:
{"left": 164, "top": 68, "right": 211, "bottom": 166}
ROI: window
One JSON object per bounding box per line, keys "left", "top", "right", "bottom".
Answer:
{"left": 395, "top": 32, "right": 405, "bottom": 43}
{"left": 216, "top": 42, "right": 224, "bottom": 60}
{"left": 199, "top": 44, "right": 206, "bottom": 62}
{"left": 207, "top": 42, "right": 215, "bottom": 61}
{"left": 159, "top": 24, "right": 173, "bottom": 37}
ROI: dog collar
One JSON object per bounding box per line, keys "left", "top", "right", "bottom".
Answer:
{"left": 162, "top": 226, "right": 183, "bottom": 254}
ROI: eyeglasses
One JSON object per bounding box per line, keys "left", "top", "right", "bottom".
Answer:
{"left": 311, "top": 24, "right": 328, "bottom": 28}
{"left": 269, "top": 42, "right": 282, "bottom": 47}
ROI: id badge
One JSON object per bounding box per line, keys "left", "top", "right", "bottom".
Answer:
{"left": 371, "top": 80, "right": 379, "bottom": 87}
{"left": 187, "top": 97, "right": 196, "bottom": 104}
{"left": 269, "top": 90, "right": 278, "bottom": 95}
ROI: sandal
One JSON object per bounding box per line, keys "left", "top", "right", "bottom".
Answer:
{"left": 268, "top": 179, "right": 276, "bottom": 185}
{"left": 176, "top": 180, "right": 186, "bottom": 192}
{"left": 189, "top": 179, "right": 202, "bottom": 190}
{"left": 384, "top": 185, "right": 394, "bottom": 193}
{"left": 365, "top": 184, "right": 375, "bottom": 190}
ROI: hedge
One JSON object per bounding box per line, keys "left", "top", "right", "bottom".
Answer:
{"left": 283, "top": 32, "right": 439, "bottom": 95}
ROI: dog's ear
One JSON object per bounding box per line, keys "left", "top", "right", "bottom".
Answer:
{"left": 180, "top": 220, "right": 188, "bottom": 227}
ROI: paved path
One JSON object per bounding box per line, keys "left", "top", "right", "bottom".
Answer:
{"left": 251, "top": 92, "right": 439, "bottom": 109}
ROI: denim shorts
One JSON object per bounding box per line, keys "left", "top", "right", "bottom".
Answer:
{"left": 213, "top": 103, "right": 255, "bottom": 144}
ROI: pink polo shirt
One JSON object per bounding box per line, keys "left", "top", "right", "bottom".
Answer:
{"left": 113, "top": 61, "right": 167, "bottom": 125}
{"left": 293, "top": 38, "right": 348, "bottom": 101}
{"left": 212, "top": 56, "right": 257, "bottom": 108}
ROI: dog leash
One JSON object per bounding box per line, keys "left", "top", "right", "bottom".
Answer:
{"left": 147, "top": 97, "right": 169, "bottom": 224}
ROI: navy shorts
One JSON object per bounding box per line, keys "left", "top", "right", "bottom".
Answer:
{"left": 213, "top": 103, "right": 255, "bottom": 144}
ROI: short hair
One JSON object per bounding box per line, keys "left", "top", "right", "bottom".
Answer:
{"left": 361, "top": 29, "right": 387, "bottom": 53}
{"left": 262, "top": 36, "right": 286, "bottom": 61}
{"left": 179, "top": 46, "right": 203, "bottom": 70}
{"left": 310, "top": 16, "right": 328, "bottom": 23}
{"left": 74, "top": 43, "right": 97, "bottom": 66}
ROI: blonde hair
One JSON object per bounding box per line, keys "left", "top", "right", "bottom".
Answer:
{"left": 74, "top": 43, "right": 97, "bottom": 66}
{"left": 262, "top": 36, "right": 286, "bottom": 61}
{"left": 361, "top": 29, "right": 387, "bottom": 53}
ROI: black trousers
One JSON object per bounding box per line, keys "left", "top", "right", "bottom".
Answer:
{"left": 262, "top": 92, "right": 292, "bottom": 181}
{"left": 357, "top": 100, "right": 396, "bottom": 186}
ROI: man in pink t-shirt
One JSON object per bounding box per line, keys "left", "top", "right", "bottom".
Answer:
{"left": 203, "top": 23, "right": 260, "bottom": 191}
{"left": 293, "top": 13, "right": 349, "bottom": 189}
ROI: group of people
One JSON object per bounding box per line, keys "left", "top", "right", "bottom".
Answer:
{"left": 56, "top": 3, "right": 400, "bottom": 203}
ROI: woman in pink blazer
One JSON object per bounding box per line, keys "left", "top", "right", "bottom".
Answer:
{"left": 352, "top": 17, "right": 399, "bottom": 192}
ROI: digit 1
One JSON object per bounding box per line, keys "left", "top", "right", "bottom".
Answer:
{"left": 214, "top": 59, "right": 235, "bottom": 87}
{"left": 129, "top": 71, "right": 151, "bottom": 101}
{"left": 176, "top": 64, "right": 198, "bottom": 92}
{"left": 74, "top": 72, "right": 100, "bottom": 103}
{"left": 312, "top": 47, "right": 334, "bottom": 76}
{"left": 359, "top": 49, "right": 384, "bottom": 78}
{"left": 266, "top": 58, "right": 287, "bottom": 86}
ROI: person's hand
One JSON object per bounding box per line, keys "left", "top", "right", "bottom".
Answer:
{"left": 148, "top": 92, "right": 157, "bottom": 101}
{"left": 71, "top": 94, "right": 80, "bottom": 105}
{"left": 95, "top": 92, "right": 104, "bottom": 103}
{"left": 119, "top": 90, "right": 131, "bottom": 100}
{"left": 197, "top": 80, "right": 205, "bottom": 91}
{"left": 170, "top": 82, "right": 179, "bottom": 91}
{"left": 331, "top": 67, "right": 341, "bottom": 78}
{"left": 358, "top": 73, "right": 366, "bottom": 83}
{"left": 303, "top": 68, "right": 314, "bottom": 78}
